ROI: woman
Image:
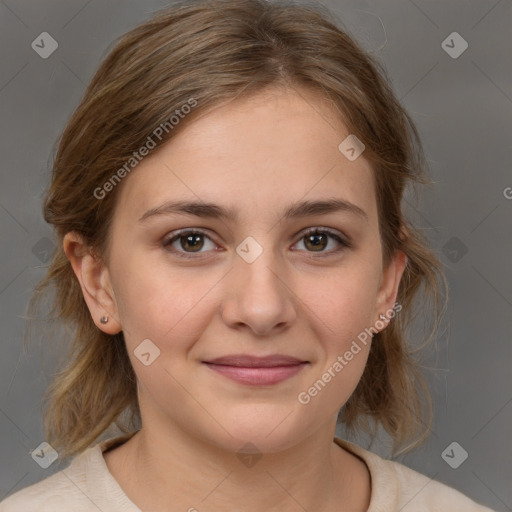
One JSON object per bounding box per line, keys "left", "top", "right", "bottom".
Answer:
{"left": 0, "top": 0, "right": 495, "bottom": 510}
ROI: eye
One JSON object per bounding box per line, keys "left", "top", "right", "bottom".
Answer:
{"left": 162, "top": 226, "right": 351, "bottom": 260}
{"left": 292, "top": 227, "right": 350, "bottom": 255}
{"left": 163, "top": 229, "right": 218, "bottom": 258}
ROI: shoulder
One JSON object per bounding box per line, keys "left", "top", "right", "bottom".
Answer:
{"left": 334, "top": 438, "right": 496, "bottom": 512}
{"left": 0, "top": 448, "right": 99, "bottom": 511}
{"left": 390, "top": 460, "right": 494, "bottom": 511}
{"left": 0, "top": 434, "right": 140, "bottom": 512}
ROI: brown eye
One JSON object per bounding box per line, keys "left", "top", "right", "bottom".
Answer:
{"left": 164, "top": 229, "right": 217, "bottom": 258}
{"left": 303, "top": 232, "right": 328, "bottom": 251}
{"left": 293, "top": 228, "right": 350, "bottom": 255}
{"left": 179, "top": 233, "right": 205, "bottom": 252}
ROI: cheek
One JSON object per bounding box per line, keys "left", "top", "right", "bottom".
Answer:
{"left": 111, "top": 250, "right": 220, "bottom": 354}
{"left": 293, "top": 274, "right": 377, "bottom": 415}
{"left": 294, "top": 256, "right": 381, "bottom": 399}
{"left": 302, "top": 262, "right": 381, "bottom": 345}
{"left": 113, "top": 241, "right": 382, "bottom": 360}
{"left": 111, "top": 257, "right": 221, "bottom": 411}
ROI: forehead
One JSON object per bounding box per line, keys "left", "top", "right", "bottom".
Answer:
{"left": 115, "top": 87, "right": 377, "bottom": 226}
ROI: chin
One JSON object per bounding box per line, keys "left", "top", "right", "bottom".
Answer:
{"left": 205, "top": 406, "right": 311, "bottom": 455}
{"left": 215, "top": 429, "right": 301, "bottom": 456}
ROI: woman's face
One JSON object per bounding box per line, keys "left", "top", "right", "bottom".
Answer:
{"left": 100, "top": 87, "right": 405, "bottom": 453}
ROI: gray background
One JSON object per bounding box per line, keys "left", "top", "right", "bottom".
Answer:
{"left": 0, "top": 0, "right": 510, "bottom": 510}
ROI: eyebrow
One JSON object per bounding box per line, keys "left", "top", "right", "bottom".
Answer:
{"left": 138, "top": 198, "right": 368, "bottom": 223}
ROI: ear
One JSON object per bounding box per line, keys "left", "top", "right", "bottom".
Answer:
{"left": 63, "top": 231, "right": 122, "bottom": 334}
{"left": 374, "top": 248, "right": 408, "bottom": 327}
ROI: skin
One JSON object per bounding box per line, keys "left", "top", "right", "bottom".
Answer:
{"left": 64, "top": 86, "right": 407, "bottom": 512}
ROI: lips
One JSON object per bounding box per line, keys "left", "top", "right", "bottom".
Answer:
{"left": 202, "top": 354, "right": 309, "bottom": 386}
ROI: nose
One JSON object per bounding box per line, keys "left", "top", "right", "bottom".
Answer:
{"left": 220, "top": 247, "right": 297, "bottom": 337}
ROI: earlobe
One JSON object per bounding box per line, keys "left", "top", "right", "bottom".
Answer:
{"left": 375, "top": 249, "right": 407, "bottom": 326}
{"left": 62, "top": 232, "right": 122, "bottom": 334}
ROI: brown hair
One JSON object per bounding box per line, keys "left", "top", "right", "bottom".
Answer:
{"left": 30, "top": 0, "right": 447, "bottom": 460}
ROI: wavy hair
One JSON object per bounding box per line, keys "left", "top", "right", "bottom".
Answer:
{"left": 28, "top": 0, "right": 448, "bottom": 460}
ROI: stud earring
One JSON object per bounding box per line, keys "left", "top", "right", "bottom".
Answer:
{"left": 100, "top": 316, "right": 109, "bottom": 324}
{"left": 379, "top": 314, "right": 386, "bottom": 321}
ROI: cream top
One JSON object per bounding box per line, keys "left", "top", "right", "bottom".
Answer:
{"left": 0, "top": 433, "right": 495, "bottom": 511}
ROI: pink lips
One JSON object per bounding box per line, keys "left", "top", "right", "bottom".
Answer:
{"left": 203, "top": 355, "right": 308, "bottom": 386}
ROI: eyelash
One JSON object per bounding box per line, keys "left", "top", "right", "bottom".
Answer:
{"left": 162, "top": 227, "right": 351, "bottom": 260}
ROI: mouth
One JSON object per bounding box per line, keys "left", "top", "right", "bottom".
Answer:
{"left": 202, "top": 354, "right": 310, "bottom": 386}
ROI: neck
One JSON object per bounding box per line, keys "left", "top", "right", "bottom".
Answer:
{"left": 105, "top": 418, "right": 371, "bottom": 512}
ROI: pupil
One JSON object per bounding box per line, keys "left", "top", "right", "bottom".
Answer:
{"left": 182, "top": 234, "right": 203, "bottom": 252}
{"left": 306, "top": 233, "right": 326, "bottom": 251}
